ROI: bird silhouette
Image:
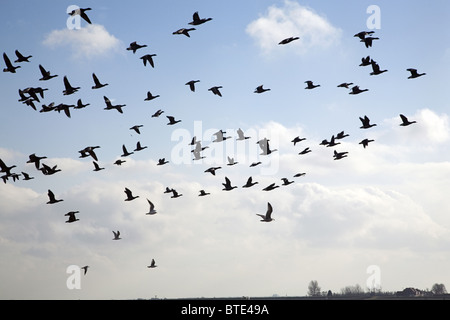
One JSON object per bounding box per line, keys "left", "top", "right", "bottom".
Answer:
{"left": 130, "top": 125, "right": 143, "bottom": 134}
{"left": 299, "top": 147, "right": 312, "bottom": 155}
{"left": 291, "top": 136, "right": 306, "bottom": 145}
{"left": 335, "top": 131, "right": 349, "bottom": 140}
{"left": 399, "top": 114, "right": 417, "bottom": 126}
{"left": 294, "top": 172, "right": 306, "bottom": 178}
{"left": 146, "top": 199, "right": 157, "bottom": 215}
{"left": 256, "top": 202, "right": 274, "bottom": 222}
{"left": 144, "top": 91, "right": 160, "bottom": 101}
{"left": 63, "top": 76, "right": 80, "bottom": 95}
{"left": 166, "top": 116, "right": 181, "bottom": 125}
{"left": 254, "top": 85, "right": 270, "bottom": 94}
{"left": 79, "top": 146, "right": 100, "bottom": 161}
{"left": 14, "top": 50, "right": 32, "bottom": 63}
{"left": 3, "top": 52, "right": 21, "bottom": 73}
{"left": 354, "top": 31, "right": 375, "bottom": 40}
{"left": 127, "top": 41, "right": 147, "bottom": 54}
{"left": 213, "top": 130, "right": 231, "bottom": 142}
{"left": 74, "top": 99, "right": 90, "bottom": 109}
{"left": 47, "top": 189, "right": 63, "bottom": 204}
{"left": 114, "top": 159, "right": 126, "bottom": 166}
{"left": 278, "top": 36, "right": 299, "bottom": 45}
{"left": 121, "top": 144, "right": 134, "bottom": 157}
{"left": 21, "top": 172, "right": 34, "bottom": 180}
{"left": 204, "top": 167, "right": 221, "bottom": 175}
{"left": 361, "top": 36, "right": 379, "bottom": 48}
{"left": 65, "top": 211, "right": 80, "bottom": 223}
{"left": 359, "top": 115, "right": 377, "bottom": 129}
{"left": 199, "top": 190, "right": 211, "bottom": 196}
{"left": 370, "top": 61, "right": 388, "bottom": 75}
{"left": 157, "top": 158, "right": 169, "bottom": 166}
{"left": 91, "top": 73, "right": 108, "bottom": 89}
{"left": 81, "top": 266, "right": 89, "bottom": 275}
{"left": 333, "top": 150, "right": 348, "bottom": 160}
{"left": 359, "top": 56, "right": 372, "bottom": 67}
{"left": 263, "top": 183, "right": 279, "bottom": 191}
{"left": 134, "top": 141, "right": 148, "bottom": 152}
{"left": 407, "top": 68, "right": 426, "bottom": 79}
{"left": 173, "top": 28, "right": 196, "bottom": 37}
{"left": 236, "top": 128, "right": 250, "bottom": 141}
{"left": 147, "top": 259, "right": 157, "bottom": 268}
{"left": 112, "top": 231, "right": 121, "bottom": 240}
{"left": 186, "top": 80, "right": 200, "bottom": 92}
{"left": 189, "top": 11, "right": 212, "bottom": 25}
{"left": 69, "top": 7, "right": 92, "bottom": 24}
{"left": 349, "top": 85, "right": 369, "bottom": 95}
{"left": 359, "top": 138, "right": 374, "bottom": 148}
{"left": 171, "top": 189, "right": 183, "bottom": 198}
{"left": 141, "top": 54, "right": 157, "bottom": 68}
{"left": 281, "top": 178, "right": 294, "bottom": 186}
{"left": 208, "top": 86, "right": 223, "bottom": 97}
{"left": 39, "top": 64, "right": 58, "bottom": 81}
{"left": 27, "top": 153, "right": 47, "bottom": 169}
{"left": 103, "top": 96, "right": 125, "bottom": 113}
{"left": 242, "top": 176, "right": 258, "bottom": 188}
{"left": 227, "top": 156, "right": 238, "bottom": 166}
{"left": 151, "top": 109, "right": 164, "bottom": 118}
{"left": 337, "top": 82, "right": 354, "bottom": 88}
{"left": 124, "top": 187, "right": 139, "bottom": 201}
{"left": 305, "top": 81, "right": 320, "bottom": 89}
{"left": 92, "top": 161, "right": 104, "bottom": 172}
{"left": 222, "top": 177, "right": 237, "bottom": 191}
{"left": 326, "top": 135, "right": 341, "bottom": 147}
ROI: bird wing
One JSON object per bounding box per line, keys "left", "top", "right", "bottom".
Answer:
{"left": 266, "top": 202, "right": 273, "bottom": 218}
{"left": 92, "top": 73, "right": 101, "bottom": 86}
{"left": 3, "top": 53, "right": 13, "bottom": 68}
{"left": 147, "top": 199, "right": 154, "bottom": 210}
{"left": 399, "top": 114, "right": 408, "bottom": 123}
{"left": 80, "top": 11, "right": 92, "bottom": 24}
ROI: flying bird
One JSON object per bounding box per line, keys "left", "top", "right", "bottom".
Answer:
{"left": 354, "top": 31, "right": 375, "bottom": 40}
{"left": 299, "top": 147, "right": 312, "bottom": 155}
{"left": 144, "top": 91, "right": 160, "bottom": 101}
{"left": 333, "top": 150, "right": 348, "bottom": 160}
{"left": 305, "top": 81, "right": 320, "bottom": 89}
{"left": 407, "top": 68, "right": 426, "bottom": 79}
{"left": 361, "top": 36, "right": 379, "bottom": 48}
{"left": 189, "top": 11, "right": 212, "bottom": 25}
{"left": 349, "top": 85, "right": 369, "bottom": 95}
{"left": 281, "top": 178, "right": 294, "bottom": 186}
{"left": 130, "top": 125, "right": 143, "bottom": 134}
{"left": 21, "top": 172, "right": 34, "bottom": 181}
{"left": 127, "top": 41, "right": 147, "bottom": 54}
{"left": 134, "top": 141, "right": 148, "bottom": 152}
{"left": 39, "top": 64, "right": 58, "bottom": 81}
{"left": 208, "top": 86, "right": 223, "bottom": 97}
{"left": 204, "top": 166, "right": 221, "bottom": 175}
{"left": 359, "top": 138, "right": 374, "bottom": 148}
{"left": 256, "top": 202, "right": 274, "bottom": 222}
{"left": 74, "top": 99, "right": 90, "bottom": 109}
{"left": 278, "top": 36, "right": 299, "bottom": 45}
{"left": 335, "top": 131, "right": 349, "bottom": 140}
{"left": 291, "top": 136, "right": 306, "bottom": 145}
{"left": 399, "top": 114, "right": 417, "bottom": 126}
{"left": 236, "top": 128, "right": 250, "bottom": 141}
{"left": 3, "top": 52, "right": 21, "bottom": 73}
{"left": 185, "top": 80, "right": 200, "bottom": 92}
{"left": 141, "top": 54, "right": 157, "bottom": 68}
{"left": 91, "top": 73, "right": 108, "bottom": 89}
{"left": 370, "top": 61, "right": 388, "bottom": 75}
{"left": 47, "top": 189, "right": 63, "bottom": 204}
{"left": 63, "top": 76, "right": 80, "bottom": 95}
{"left": 121, "top": 144, "right": 134, "bottom": 157}
{"left": 262, "top": 183, "right": 279, "bottom": 191}
{"left": 222, "top": 177, "right": 237, "bottom": 191}
{"left": 199, "top": 190, "right": 211, "bottom": 196}
{"left": 242, "top": 176, "right": 258, "bottom": 188}
{"left": 151, "top": 109, "right": 164, "bottom": 118}
{"left": 337, "top": 82, "right": 354, "bottom": 88}
{"left": 112, "top": 231, "right": 121, "bottom": 240}
{"left": 65, "top": 211, "right": 80, "bottom": 223}
{"left": 359, "top": 115, "right": 377, "bottom": 129}
{"left": 170, "top": 189, "right": 183, "bottom": 198}
{"left": 173, "top": 28, "right": 196, "bottom": 37}
{"left": 146, "top": 199, "right": 157, "bottom": 215}
{"left": 14, "top": 50, "right": 32, "bottom": 63}
{"left": 92, "top": 161, "right": 104, "bottom": 172}
{"left": 147, "top": 259, "right": 157, "bottom": 268}
{"left": 124, "top": 187, "right": 139, "bottom": 201}
{"left": 103, "top": 96, "right": 125, "bottom": 113}
{"left": 157, "top": 158, "right": 169, "bottom": 166}
{"left": 213, "top": 130, "right": 231, "bottom": 142}
{"left": 254, "top": 85, "right": 270, "bottom": 94}
{"left": 166, "top": 116, "right": 181, "bottom": 125}
{"left": 69, "top": 7, "right": 92, "bottom": 24}
{"left": 81, "top": 266, "right": 89, "bottom": 275}
{"left": 27, "top": 153, "right": 47, "bottom": 169}
{"left": 359, "top": 56, "right": 372, "bottom": 67}
{"left": 227, "top": 156, "right": 238, "bottom": 166}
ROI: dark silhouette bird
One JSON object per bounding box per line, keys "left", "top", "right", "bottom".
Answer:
{"left": 278, "top": 36, "right": 299, "bottom": 45}
{"left": 281, "top": 178, "right": 294, "bottom": 186}
{"left": 333, "top": 150, "right": 348, "bottom": 160}
{"left": 337, "top": 82, "right": 354, "bottom": 88}
{"left": 141, "top": 54, "right": 157, "bottom": 68}
{"left": 263, "top": 183, "right": 279, "bottom": 191}
{"left": 103, "top": 96, "right": 125, "bottom": 113}
{"left": 124, "top": 187, "right": 139, "bottom": 201}
{"left": 39, "top": 64, "right": 58, "bottom": 81}
{"left": 14, "top": 50, "right": 32, "bottom": 63}
{"left": 359, "top": 138, "right": 374, "bottom": 148}
{"left": 47, "top": 189, "right": 63, "bottom": 204}
{"left": 361, "top": 36, "right": 379, "bottom": 48}
{"left": 407, "top": 68, "right": 426, "bottom": 79}
{"left": 127, "top": 41, "right": 147, "bottom": 54}
{"left": 69, "top": 7, "right": 92, "bottom": 24}
{"left": 54, "top": 103, "right": 73, "bottom": 118}
{"left": 359, "top": 115, "right": 377, "bottom": 129}
{"left": 222, "top": 177, "right": 237, "bottom": 191}
{"left": 81, "top": 266, "right": 89, "bottom": 275}
{"left": 242, "top": 176, "right": 258, "bottom": 188}
{"left": 186, "top": 80, "right": 200, "bottom": 92}
{"left": 134, "top": 141, "right": 148, "bottom": 152}
{"left": 236, "top": 128, "right": 250, "bottom": 141}
{"left": 164, "top": 187, "right": 173, "bottom": 194}
{"left": 151, "top": 109, "right": 164, "bottom": 118}
{"left": 21, "top": 172, "right": 34, "bottom": 181}
{"left": 171, "top": 189, "right": 183, "bottom": 198}
{"left": 92, "top": 161, "right": 104, "bottom": 172}
{"left": 370, "top": 60, "right": 388, "bottom": 75}
{"left": 257, "top": 138, "right": 277, "bottom": 155}
{"left": 208, "top": 86, "right": 223, "bottom": 97}
{"left": 299, "top": 147, "right": 312, "bottom": 155}
{"left": 79, "top": 146, "right": 100, "bottom": 161}
{"left": 147, "top": 259, "right": 157, "bottom": 268}
{"left": 254, "top": 85, "right": 270, "bottom": 94}
{"left": 305, "top": 80, "right": 320, "bottom": 89}
{"left": 204, "top": 166, "right": 221, "bottom": 175}
{"left": 146, "top": 199, "right": 157, "bottom": 215}
{"left": 294, "top": 172, "right": 306, "bottom": 178}
{"left": 173, "top": 28, "right": 196, "bottom": 37}
{"left": 121, "top": 144, "right": 134, "bottom": 157}
{"left": 399, "top": 114, "right": 417, "bottom": 126}
{"left": 112, "top": 231, "right": 121, "bottom": 240}
{"left": 130, "top": 125, "right": 143, "bottom": 134}
{"left": 335, "top": 131, "right": 349, "bottom": 140}
{"left": 144, "top": 91, "right": 160, "bottom": 101}
{"left": 27, "top": 153, "right": 47, "bottom": 170}
{"left": 213, "top": 130, "right": 231, "bottom": 142}
{"left": 291, "top": 136, "right": 306, "bottom": 145}
{"left": 0, "top": 158, "right": 16, "bottom": 176}
{"left": 256, "top": 202, "right": 274, "bottom": 222}
{"left": 199, "top": 190, "right": 210, "bottom": 196}
{"left": 359, "top": 56, "right": 372, "bottom": 66}
{"left": 40, "top": 163, "right": 61, "bottom": 175}
{"left": 327, "top": 135, "right": 341, "bottom": 147}
{"left": 91, "top": 73, "right": 108, "bottom": 89}
{"left": 63, "top": 76, "right": 80, "bottom": 95}
{"left": 3, "top": 52, "right": 20, "bottom": 73}
{"left": 166, "top": 116, "right": 181, "bottom": 125}
{"left": 250, "top": 162, "right": 262, "bottom": 167}
{"left": 65, "top": 211, "right": 80, "bottom": 223}
{"left": 74, "top": 99, "right": 90, "bottom": 109}
{"left": 157, "top": 158, "right": 169, "bottom": 166}
{"left": 189, "top": 11, "right": 212, "bottom": 25}
{"left": 114, "top": 159, "right": 126, "bottom": 166}
{"left": 349, "top": 85, "right": 369, "bottom": 95}
{"left": 320, "top": 139, "right": 330, "bottom": 146}
{"left": 354, "top": 31, "right": 375, "bottom": 40}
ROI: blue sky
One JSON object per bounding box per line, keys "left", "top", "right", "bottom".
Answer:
{"left": 1, "top": 0, "right": 450, "bottom": 299}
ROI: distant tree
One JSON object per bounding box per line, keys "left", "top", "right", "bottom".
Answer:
{"left": 340, "top": 284, "right": 364, "bottom": 296}
{"left": 431, "top": 283, "right": 447, "bottom": 295}
{"left": 307, "top": 280, "right": 321, "bottom": 296}
{"left": 327, "top": 290, "right": 333, "bottom": 297}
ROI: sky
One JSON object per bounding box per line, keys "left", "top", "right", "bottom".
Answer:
{"left": 1, "top": 0, "right": 450, "bottom": 300}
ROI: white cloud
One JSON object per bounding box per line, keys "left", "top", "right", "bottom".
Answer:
{"left": 246, "top": 0, "right": 342, "bottom": 54}
{"left": 43, "top": 24, "right": 122, "bottom": 59}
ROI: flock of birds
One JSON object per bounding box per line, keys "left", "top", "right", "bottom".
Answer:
{"left": 1, "top": 8, "right": 426, "bottom": 276}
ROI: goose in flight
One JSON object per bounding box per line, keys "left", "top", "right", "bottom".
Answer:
{"left": 21, "top": 172, "right": 34, "bottom": 181}
{"left": 399, "top": 114, "right": 417, "bottom": 126}
{"left": 213, "top": 130, "right": 231, "bottom": 142}
{"left": 337, "top": 82, "right": 354, "bottom": 88}
{"left": 81, "top": 266, "right": 89, "bottom": 275}
{"left": 69, "top": 7, "right": 92, "bottom": 24}
{"left": 208, "top": 86, "right": 223, "bottom": 97}
{"left": 134, "top": 141, "right": 148, "bottom": 152}
{"left": 186, "top": 80, "right": 200, "bottom": 92}
{"left": 112, "top": 231, "right": 121, "bottom": 240}
{"left": 114, "top": 159, "right": 126, "bottom": 166}
{"left": 141, "top": 54, "right": 157, "bottom": 68}
{"left": 74, "top": 99, "right": 90, "bottom": 109}
{"left": 305, "top": 80, "right": 320, "bottom": 89}
{"left": 227, "top": 156, "right": 238, "bottom": 166}
{"left": 171, "top": 189, "right": 183, "bottom": 198}
{"left": 146, "top": 199, "right": 157, "bottom": 215}
{"left": 359, "top": 138, "right": 374, "bottom": 148}
{"left": 349, "top": 85, "right": 369, "bottom": 95}
{"left": 361, "top": 36, "right": 379, "bottom": 48}
{"left": 189, "top": 11, "right": 212, "bottom": 25}
{"left": 130, "top": 125, "right": 143, "bottom": 134}
{"left": 79, "top": 146, "right": 100, "bottom": 161}
{"left": 39, "top": 103, "right": 56, "bottom": 113}
{"left": 407, "top": 68, "right": 426, "bottom": 79}
{"left": 333, "top": 150, "right": 348, "bottom": 160}
{"left": 1, "top": 158, "right": 17, "bottom": 175}
{"left": 124, "top": 187, "right": 139, "bottom": 201}
{"left": 92, "top": 161, "right": 105, "bottom": 172}
{"left": 127, "top": 41, "right": 147, "bottom": 54}
{"left": 359, "top": 115, "right": 377, "bottom": 129}
{"left": 256, "top": 202, "right": 274, "bottom": 222}
{"left": 47, "top": 189, "right": 63, "bottom": 204}
{"left": 242, "top": 176, "right": 258, "bottom": 188}
{"left": 157, "top": 158, "right": 169, "bottom": 165}
{"left": 370, "top": 61, "right": 388, "bottom": 75}
{"left": 40, "top": 163, "right": 61, "bottom": 176}
{"left": 39, "top": 64, "right": 58, "bottom": 81}
{"left": 254, "top": 85, "right": 270, "bottom": 94}
{"left": 63, "top": 76, "right": 80, "bottom": 95}
{"left": 147, "top": 259, "right": 157, "bottom": 268}
{"left": 335, "top": 131, "right": 349, "bottom": 140}
{"left": 103, "top": 96, "right": 126, "bottom": 113}
{"left": 199, "top": 190, "right": 211, "bottom": 196}
{"left": 278, "top": 36, "right": 299, "bottom": 45}
{"left": 144, "top": 91, "right": 160, "bottom": 101}
{"left": 291, "top": 136, "right": 306, "bottom": 145}
{"left": 250, "top": 162, "right": 262, "bottom": 167}
{"left": 299, "top": 147, "right": 312, "bottom": 155}
{"left": 173, "top": 28, "right": 196, "bottom": 37}
{"left": 65, "top": 211, "right": 80, "bottom": 223}
{"left": 121, "top": 144, "right": 134, "bottom": 157}
{"left": 14, "top": 50, "right": 32, "bottom": 63}
{"left": 91, "top": 73, "right": 108, "bottom": 89}
{"left": 263, "top": 183, "right": 279, "bottom": 191}
{"left": 222, "top": 177, "right": 237, "bottom": 191}
{"left": 151, "top": 109, "right": 164, "bottom": 118}
{"left": 204, "top": 166, "right": 221, "bottom": 175}
{"left": 27, "top": 153, "right": 47, "bottom": 170}
{"left": 3, "top": 52, "right": 20, "bottom": 73}
{"left": 326, "top": 135, "right": 341, "bottom": 147}
{"left": 354, "top": 31, "right": 375, "bottom": 40}
{"left": 281, "top": 178, "right": 294, "bottom": 186}
{"left": 257, "top": 138, "right": 277, "bottom": 155}
{"left": 166, "top": 116, "right": 181, "bottom": 125}
{"left": 359, "top": 56, "right": 372, "bottom": 67}
{"left": 294, "top": 172, "right": 306, "bottom": 178}
{"left": 236, "top": 128, "right": 250, "bottom": 141}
